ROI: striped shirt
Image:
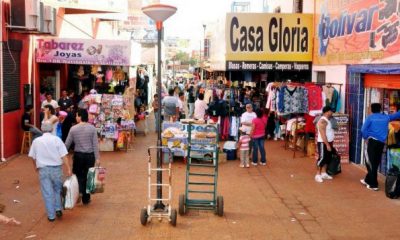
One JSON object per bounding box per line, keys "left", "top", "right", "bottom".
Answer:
{"left": 239, "top": 135, "right": 251, "bottom": 151}
{"left": 65, "top": 123, "right": 100, "bottom": 160}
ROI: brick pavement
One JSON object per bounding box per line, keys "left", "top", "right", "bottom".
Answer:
{"left": 1, "top": 134, "right": 400, "bottom": 240}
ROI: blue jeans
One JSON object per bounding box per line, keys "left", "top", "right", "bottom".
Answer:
{"left": 38, "top": 166, "right": 63, "bottom": 219}
{"left": 154, "top": 111, "right": 160, "bottom": 133}
{"left": 188, "top": 103, "right": 194, "bottom": 118}
{"left": 252, "top": 137, "right": 266, "bottom": 164}
{"left": 30, "top": 127, "right": 43, "bottom": 140}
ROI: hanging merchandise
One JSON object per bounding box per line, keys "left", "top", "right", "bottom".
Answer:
{"left": 323, "top": 85, "right": 340, "bottom": 112}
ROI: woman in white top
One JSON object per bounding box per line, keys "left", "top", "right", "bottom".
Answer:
{"left": 42, "top": 104, "right": 59, "bottom": 136}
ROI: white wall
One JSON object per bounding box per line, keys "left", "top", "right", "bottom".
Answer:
{"left": 312, "top": 65, "right": 347, "bottom": 113}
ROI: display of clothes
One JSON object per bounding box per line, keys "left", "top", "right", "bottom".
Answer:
{"left": 278, "top": 85, "right": 309, "bottom": 114}
{"left": 322, "top": 85, "right": 340, "bottom": 112}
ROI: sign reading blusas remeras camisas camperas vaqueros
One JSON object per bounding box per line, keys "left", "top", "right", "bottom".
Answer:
{"left": 225, "top": 13, "right": 313, "bottom": 71}
{"left": 36, "top": 38, "right": 131, "bottom": 66}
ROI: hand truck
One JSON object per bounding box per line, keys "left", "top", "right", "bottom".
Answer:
{"left": 179, "top": 124, "right": 224, "bottom": 216}
{"left": 140, "top": 146, "right": 177, "bottom": 226}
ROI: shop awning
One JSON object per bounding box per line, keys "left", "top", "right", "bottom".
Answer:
{"left": 348, "top": 64, "right": 400, "bottom": 74}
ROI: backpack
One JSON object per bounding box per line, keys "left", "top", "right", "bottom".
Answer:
{"left": 385, "top": 165, "right": 400, "bottom": 199}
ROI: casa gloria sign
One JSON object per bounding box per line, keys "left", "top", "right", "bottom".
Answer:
{"left": 36, "top": 38, "right": 131, "bottom": 66}
{"left": 225, "top": 13, "right": 313, "bottom": 71}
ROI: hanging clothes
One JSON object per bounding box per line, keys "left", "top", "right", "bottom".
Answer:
{"left": 280, "top": 86, "right": 308, "bottom": 114}
{"left": 305, "top": 83, "right": 323, "bottom": 112}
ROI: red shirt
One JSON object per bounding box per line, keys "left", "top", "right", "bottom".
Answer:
{"left": 252, "top": 117, "right": 267, "bottom": 138}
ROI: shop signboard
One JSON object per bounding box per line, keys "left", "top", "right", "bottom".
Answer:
{"left": 42, "top": 0, "right": 127, "bottom": 13}
{"left": 315, "top": 0, "right": 400, "bottom": 65}
{"left": 225, "top": 13, "right": 313, "bottom": 71}
{"left": 333, "top": 114, "right": 350, "bottom": 163}
{"left": 36, "top": 38, "right": 131, "bottom": 66}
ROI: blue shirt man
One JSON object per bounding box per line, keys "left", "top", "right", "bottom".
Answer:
{"left": 360, "top": 103, "right": 400, "bottom": 191}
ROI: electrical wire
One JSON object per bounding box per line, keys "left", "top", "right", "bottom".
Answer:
{"left": 56, "top": 14, "right": 94, "bottom": 39}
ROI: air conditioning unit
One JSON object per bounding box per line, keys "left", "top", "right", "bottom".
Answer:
{"left": 43, "top": 5, "right": 57, "bottom": 35}
{"left": 10, "top": 0, "right": 43, "bottom": 31}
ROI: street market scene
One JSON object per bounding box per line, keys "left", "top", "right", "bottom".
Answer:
{"left": 2, "top": 0, "right": 400, "bottom": 239}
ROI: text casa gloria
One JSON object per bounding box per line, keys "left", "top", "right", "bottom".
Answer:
{"left": 228, "top": 16, "right": 309, "bottom": 53}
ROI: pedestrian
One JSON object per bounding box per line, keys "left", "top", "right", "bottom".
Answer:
{"left": 178, "top": 91, "right": 187, "bottom": 120}
{"left": 21, "top": 105, "right": 42, "bottom": 140}
{"left": 162, "top": 88, "right": 179, "bottom": 122}
{"left": 152, "top": 93, "right": 160, "bottom": 132}
{"left": 241, "top": 104, "right": 257, "bottom": 159}
{"left": 58, "top": 89, "right": 73, "bottom": 111}
{"left": 188, "top": 85, "right": 195, "bottom": 118}
{"left": 250, "top": 108, "right": 267, "bottom": 166}
{"left": 65, "top": 109, "right": 100, "bottom": 205}
{"left": 315, "top": 106, "right": 335, "bottom": 183}
{"left": 41, "top": 92, "right": 59, "bottom": 110}
{"left": 42, "top": 105, "right": 59, "bottom": 136}
{"left": 28, "top": 123, "right": 72, "bottom": 222}
{"left": 360, "top": 103, "right": 400, "bottom": 190}
{"left": 238, "top": 127, "right": 251, "bottom": 168}
{"left": 58, "top": 111, "right": 74, "bottom": 142}
{"left": 194, "top": 93, "right": 208, "bottom": 120}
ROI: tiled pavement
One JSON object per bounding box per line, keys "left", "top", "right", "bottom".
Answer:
{"left": 1, "top": 133, "right": 400, "bottom": 240}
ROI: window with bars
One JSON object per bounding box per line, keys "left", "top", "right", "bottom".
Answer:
{"left": 2, "top": 40, "right": 22, "bottom": 113}
{"left": 316, "top": 71, "right": 326, "bottom": 84}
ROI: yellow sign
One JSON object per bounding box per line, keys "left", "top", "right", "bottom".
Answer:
{"left": 225, "top": 13, "right": 313, "bottom": 62}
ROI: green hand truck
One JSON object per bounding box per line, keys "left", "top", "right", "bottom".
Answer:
{"left": 178, "top": 123, "right": 224, "bottom": 216}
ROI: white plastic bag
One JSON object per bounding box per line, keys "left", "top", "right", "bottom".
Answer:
{"left": 63, "top": 174, "right": 79, "bottom": 209}
{"left": 223, "top": 141, "right": 237, "bottom": 150}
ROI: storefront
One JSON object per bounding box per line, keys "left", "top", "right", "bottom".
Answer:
{"left": 225, "top": 13, "right": 313, "bottom": 94}
{"left": 35, "top": 37, "right": 136, "bottom": 151}
{"left": 314, "top": 0, "right": 400, "bottom": 174}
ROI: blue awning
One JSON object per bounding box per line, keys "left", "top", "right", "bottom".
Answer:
{"left": 348, "top": 64, "right": 400, "bottom": 74}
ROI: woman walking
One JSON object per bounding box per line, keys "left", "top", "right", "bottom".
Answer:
{"left": 42, "top": 105, "right": 59, "bottom": 136}
{"left": 65, "top": 109, "right": 99, "bottom": 205}
{"left": 250, "top": 108, "right": 267, "bottom": 166}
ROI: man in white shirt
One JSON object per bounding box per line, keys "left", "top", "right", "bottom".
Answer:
{"left": 28, "top": 123, "right": 71, "bottom": 222}
{"left": 194, "top": 93, "right": 208, "bottom": 120}
{"left": 41, "top": 93, "right": 60, "bottom": 110}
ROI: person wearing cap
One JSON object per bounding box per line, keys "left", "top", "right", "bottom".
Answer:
{"left": 315, "top": 106, "right": 335, "bottom": 183}
{"left": 65, "top": 109, "right": 100, "bottom": 205}
{"left": 360, "top": 103, "right": 400, "bottom": 191}
{"left": 28, "top": 123, "right": 72, "bottom": 222}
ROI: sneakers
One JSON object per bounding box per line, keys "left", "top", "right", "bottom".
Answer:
{"left": 239, "top": 164, "right": 244, "bottom": 168}
{"left": 367, "top": 185, "right": 379, "bottom": 191}
{"left": 321, "top": 173, "right": 333, "bottom": 180}
{"left": 245, "top": 164, "right": 250, "bottom": 168}
{"left": 261, "top": 162, "right": 267, "bottom": 166}
{"left": 315, "top": 174, "right": 323, "bottom": 183}
{"left": 360, "top": 179, "right": 379, "bottom": 191}
{"left": 360, "top": 179, "right": 368, "bottom": 186}
{"left": 251, "top": 162, "right": 258, "bottom": 166}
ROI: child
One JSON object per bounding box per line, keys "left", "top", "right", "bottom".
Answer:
{"left": 238, "top": 127, "right": 251, "bottom": 168}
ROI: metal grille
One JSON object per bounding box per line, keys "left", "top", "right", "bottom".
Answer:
{"left": 2, "top": 40, "right": 21, "bottom": 112}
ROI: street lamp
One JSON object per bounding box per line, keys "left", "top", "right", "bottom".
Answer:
{"left": 142, "top": 4, "right": 177, "bottom": 211}
{"left": 201, "top": 24, "right": 206, "bottom": 81}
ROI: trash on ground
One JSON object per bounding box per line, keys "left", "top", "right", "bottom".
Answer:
{"left": 13, "top": 199, "right": 20, "bottom": 203}
{"left": 13, "top": 180, "right": 20, "bottom": 184}
{"left": 299, "top": 212, "right": 306, "bottom": 215}
{"left": 0, "top": 214, "right": 21, "bottom": 225}
{"left": 25, "top": 234, "right": 37, "bottom": 239}
{"left": 291, "top": 218, "right": 296, "bottom": 222}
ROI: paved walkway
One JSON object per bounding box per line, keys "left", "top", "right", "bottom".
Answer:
{"left": 1, "top": 133, "right": 400, "bottom": 240}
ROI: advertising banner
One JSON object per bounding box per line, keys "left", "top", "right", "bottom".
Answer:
{"left": 315, "top": 0, "right": 400, "bottom": 65}
{"left": 36, "top": 38, "right": 131, "bottom": 66}
{"left": 225, "top": 13, "right": 313, "bottom": 71}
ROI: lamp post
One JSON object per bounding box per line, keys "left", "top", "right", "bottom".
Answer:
{"left": 142, "top": 3, "right": 177, "bottom": 210}
{"left": 201, "top": 24, "right": 206, "bottom": 81}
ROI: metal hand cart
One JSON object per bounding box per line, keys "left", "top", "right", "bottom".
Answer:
{"left": 178, "top": 123, "right": 224, "bottom": 216}
{"left": 140, "top": 146, "right": 177, "bottom": 226}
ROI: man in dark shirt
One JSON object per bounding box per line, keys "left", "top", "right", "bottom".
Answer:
{"left": 21, "top": 105, "right": 42, "bottom": 140}
{"left": 58, "top": 90, "right": 73, "bottom": 111}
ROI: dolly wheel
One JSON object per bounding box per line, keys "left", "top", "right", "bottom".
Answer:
{"left": 216, "top": 196, "right": 224, "bottom": 217}
{"left": 170, "top": 209, "right": 177, "bottom": 226}
{"left": 140, "top": 208, "right": 148, "bottom": 226}
{"left": 179, "top": 194, "right": 186, "bottom": 215}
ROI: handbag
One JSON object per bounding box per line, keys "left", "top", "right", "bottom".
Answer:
{"left": 327, "top": 149, "right": 342, "bottom": 176}
{"left": 63, "top": 175, "right": 79, "bottom": 209}
{"left": 86, "top": 167, "right": 106, "bottom": 194}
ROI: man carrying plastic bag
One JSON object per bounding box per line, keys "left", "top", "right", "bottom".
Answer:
{"left": 29, "top": 123, "right": 72, "bottom": 222}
